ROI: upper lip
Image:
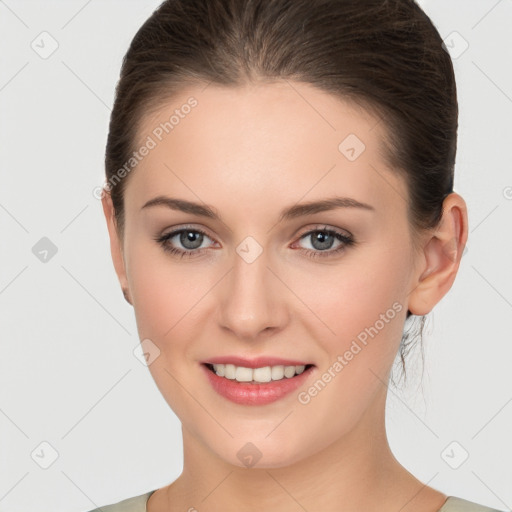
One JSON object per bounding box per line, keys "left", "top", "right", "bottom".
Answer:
{"left": 202, "top": 356, "right": 314, "bottom": 368}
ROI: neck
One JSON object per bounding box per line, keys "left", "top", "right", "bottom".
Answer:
{"left": 156, "top": 386, "right": 446, "bottom": 512}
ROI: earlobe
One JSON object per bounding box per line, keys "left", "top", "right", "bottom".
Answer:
{"left": 122, "top": 287, "right": 133, "bottom": 305}
{"left": 101, "top": 190, "right": 132, "bottom": 305}
{"left": 407, "top": 193, "right": 468, "bottom": 316}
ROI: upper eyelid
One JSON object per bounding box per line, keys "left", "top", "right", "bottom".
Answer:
{"left": 162, "top": 224, "right": 351, "bottom": 245}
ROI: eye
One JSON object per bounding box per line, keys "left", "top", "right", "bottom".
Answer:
{"left": 154, "top": 224, "right": 355, "bottom": 260}
{"left": 154, "top": 226, "right": 217, "bottom": 258}
{"left": 293, "top": 225, "right": 355, "bottom": 259}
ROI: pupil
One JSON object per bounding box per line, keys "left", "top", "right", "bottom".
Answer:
{"left": 181, "top": 230, "right": 203, "bottom": 249}
{"left": 312, "top": 231, "right": 334, "bottom": 250}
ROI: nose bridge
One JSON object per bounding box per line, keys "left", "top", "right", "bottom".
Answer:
{"left": 218, "top": 236, "right": 283, "bottom": 338}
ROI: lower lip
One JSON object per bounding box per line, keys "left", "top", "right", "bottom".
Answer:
{"left": 201, "top": 363, "right": 315, "bottom": 405}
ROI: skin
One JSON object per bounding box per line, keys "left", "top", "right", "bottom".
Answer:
{"left": 102, "top": 81, "right": 468, "bottom": 512}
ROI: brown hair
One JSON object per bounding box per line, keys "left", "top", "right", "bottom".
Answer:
{"left": 104, "top": 0, "right": 458, "bottom": 386}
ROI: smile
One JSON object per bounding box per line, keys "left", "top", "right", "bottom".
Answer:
{"left": 201, "top": 362, "right": 316, "bottom": 405}
{"left": 206, "top": 362, "right": 313, "bottom": 383}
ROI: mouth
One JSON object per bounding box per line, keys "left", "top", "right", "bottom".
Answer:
{"left": 201, "top": 361, "right": 316, "bottom": 405}
{"left": 202, "top": 362, "right": 315, "bottom": 384}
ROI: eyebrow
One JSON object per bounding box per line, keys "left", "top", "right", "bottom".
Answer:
{"left": 141, "top": 195, "right": 375, "bottom": 222}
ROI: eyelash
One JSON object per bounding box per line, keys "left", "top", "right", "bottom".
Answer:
{"left": 154, "top": 225, "right": 355, "bottom": 260}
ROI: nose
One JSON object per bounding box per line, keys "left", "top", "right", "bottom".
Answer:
{"left": 218, "top": 245, "right": 287, "bottom": 340}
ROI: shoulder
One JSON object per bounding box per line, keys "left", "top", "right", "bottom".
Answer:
{"left": 84, "top": 490, "right": 156, "bottom": 512}
{"left": 441, "top": 496, "right": 506, "bottom": 512}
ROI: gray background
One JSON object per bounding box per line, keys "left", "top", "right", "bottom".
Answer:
{"left": 0, "top": 1, "right": 511, "bottom": 511}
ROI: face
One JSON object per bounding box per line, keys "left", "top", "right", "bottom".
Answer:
{"left": 104, "top": 81, "right": 429, "bottom": 469}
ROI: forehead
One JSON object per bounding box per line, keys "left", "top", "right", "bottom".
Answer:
{"left": 126, "top": 81, "right": 407, "bottom": 219}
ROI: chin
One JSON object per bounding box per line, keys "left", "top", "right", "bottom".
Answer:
{"left": 209, "top": 435, "right": 314, "bottom": 471}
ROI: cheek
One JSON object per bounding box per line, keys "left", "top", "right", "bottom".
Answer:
{"left": 290, "top": 254, "right": 408, "bottom": 438}
{"left": 288, "top": 247, "right": 409, "bottom": 343}
{"left": 126, "top": 242, "right": 197, "bottom": 342}
{"left": 126, "top": 246, "right": 209, "bottom": 416}
{"left": 286, "top": 248, "right": 411, "bottom": 417}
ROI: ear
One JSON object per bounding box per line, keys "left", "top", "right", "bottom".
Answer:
{"left": 407, "top": 192, "right": 468, "bottom": 316}
{"left": 101, "top": 190, "right": 132, "bottom": 306}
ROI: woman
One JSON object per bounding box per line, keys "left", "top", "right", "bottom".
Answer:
{"left": 89, "top": 0, "right": 504, "bottom": 510}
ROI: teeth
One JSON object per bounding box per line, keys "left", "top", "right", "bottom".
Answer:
{"left": 211, "top": 363, "right": 307, "bottom": 383}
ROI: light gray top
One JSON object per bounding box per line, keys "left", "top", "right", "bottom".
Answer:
{"left": 85, "top": 491, "right": 506, "bottom": 512}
